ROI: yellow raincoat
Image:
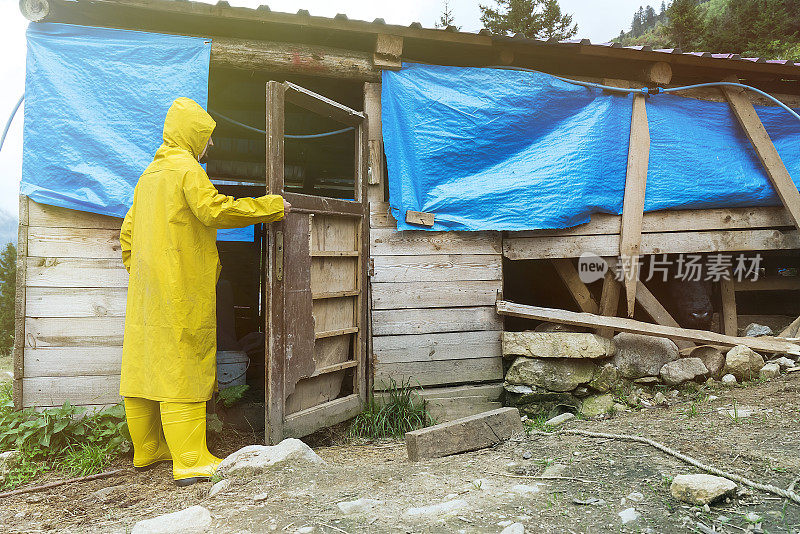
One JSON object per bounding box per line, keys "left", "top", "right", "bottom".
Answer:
{"left": 119, "top": 97, "right": 284, "bottom": 402}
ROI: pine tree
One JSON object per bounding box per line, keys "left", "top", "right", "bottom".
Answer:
{"left": 644, "top": 5, "right": 657, "bottom": 29}
{"left": 480, "top": 0, "right": 578, "bottom": 39}
{"left": 0, "top": 243, "right": 16, "bottom": 355}
{"left": 660, "top": 0, "right": 666, "bottom": 15}
{"left": 667, "top": 0, "right": 703, "bottom": 49}
{"left": 631, "top": 6, "right": 644, "bottom": 36}
{"left": 435, "top": 0, "right": 461, "bottom": 30}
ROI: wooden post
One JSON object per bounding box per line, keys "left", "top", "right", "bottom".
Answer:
{"left": 265, "top": 81, "right": 286, "bottom": 445}
{"left": 719, "top": 278, "right": 738, "bottom": 337}
{"left": 640, "top": 61, "right": 672, "bottom": 85}
{"left": 620, "top": 93, "right": 650, "bottom": 317}
{"left": 363, "top": 82, "right": 384, "bottom": 205}
{"left": 13, "top": 196, "right": 28, "bottom": 410}
{"left": 551, "top": 259, "right": 599, "bottom": 314}
{"left": 722, "top": 76, "right": 800, "bottom": 232}
{"left": 596, "top": 266, "right": 621, "bottom": 338}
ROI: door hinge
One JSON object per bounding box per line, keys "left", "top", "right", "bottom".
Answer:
{"left": 276, "top": 231, "right": 284, "bottom": 282}
{"left": 368, "top": 257, "right": 374, "bottom": 277}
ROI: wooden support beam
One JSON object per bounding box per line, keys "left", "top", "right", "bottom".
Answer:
{"left": 404, "top": 407, "right": 522, "bottom": 461}
{"left": 496, "top": 300, "right": 800, "bottom": 355}
{"left": 551, "top": 259, "right": 599, "bottom": 314}
{"left": 363, "top": 82, "right": 384, "bottom": 206}
{"left": 720, "top": 278, "right": 738, "bottom": 337}
{"left": 374, "top": 34, "right": 403, "bottom": 70}
{"left": 13, "top": 196, "right": 29, "bottom": 410}
{"left": 210, "top": 38, "right": 379, "bottom": 81}
{"left": 619, "top": 93, "right": 650, "bottom": 317}
{"left": 722, "top": 77, "right": 800, "bottom": 232}
{"left": 596, "top": 267, "right": 620, "bottom": 338}
{"left": 283, "top": 82, "right": 365, "bottom": 127}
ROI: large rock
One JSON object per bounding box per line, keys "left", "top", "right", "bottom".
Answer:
{"left": 744, "top": 323, "right": 773, "bottom": 337}
{"left": 505, "top": 357, "right": 597, "bottom": 392}
{"left": 660, "top": 358, "right": 708, "bottom": 385}
{"left": 217, "top": 438, "right": 324, "bottom": 477}
{"left": 579, "top": 393, "right": 615, "bottom": 417}
{"left": 670, "top": 474, "right": 737, "bottom": 505}
{"left": 724, "top": 345, "right": 765, "bottom": 382}
{"left": 131, "top": 506, "right": 212, "bottom": 534}
{"left": 505, "top": 385, "right": 581, "bottom": 418}
{"left": 613, "top": 333, "right": 679, "bottom": 379}
{"left": 684, "top": 346, "right": 726, "bottom": 379}
{"left": 588, "top": 363, "right": 618, "bottom": 393}
{"left": 503, "top": 332, "right": 615, "bottom": 359}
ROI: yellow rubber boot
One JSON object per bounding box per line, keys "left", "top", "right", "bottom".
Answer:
{"left": 124, "top": 397, "right": 172, "bottom": 470}
{"left": 160, "top": 401, "right": 222, "bottom": 486}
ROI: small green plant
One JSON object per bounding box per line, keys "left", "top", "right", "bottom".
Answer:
{"left": 727, "top": 399, "right": 741, "bottom": 424}
{"left": 522, "top": 414, "right": 554, "bottom": 434}
{"left": 0, "top": 383, "right": 130, "bottom": 490}
{"left": 348, "top": 379, "right": 434, "bottom": 440}
{"left": 216, "top": 384, "right": 250, "bottom": 408}
{"left": 684, "top": 402, "right": 699, "bottom": 418}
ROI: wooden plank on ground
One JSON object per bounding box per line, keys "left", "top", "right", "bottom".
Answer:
{"left": 496, "top": 300, "right": 800, "bottom": 355}
{"left": 551, "top": 259, "right": 599, "bottom": 313}
{"left": 373, "top": 331, "right": 502, "bottom": 364}
{"left": 374, "top": 358, "right": 503, "bottom": 389}
{"left": 620, "top": 93, "right": 650, "bottom": 317}
{"left": 722, "top": 80, "right": 800, "bottom": 231}
{"left": 25, "top": 257, "right": 128, "bottom": 288}
{"left": 371, "top": 306, "right": 502, "bottom": 335}
{"left": 24, "top": 347, "right": 122, "bottom": 378}
{"left": 282, "top": 394, "right": 362, "bottom": 439}
{"left": 720, "top": 278, "right": 738, "bottom": 337}
{"left": 503, "top": 228, "right": 800, "bottom": 259}
{"left": 371, "top": 228, "right": 501, "bottom": 256}
{"left": 371, "top": 280, "right": 500, "bottom": 309}
{"left": 372, "top": 254, "right": 502, "bottom": 283}
{"left": 404, "top": 407, "right": 522, "bottom": 461}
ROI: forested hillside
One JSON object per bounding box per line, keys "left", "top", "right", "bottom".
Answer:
{"left": 615, "top": 0, "right": 799, "bottom": 60}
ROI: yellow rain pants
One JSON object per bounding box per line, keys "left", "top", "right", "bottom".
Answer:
{"left": 119, "top": 97, "right": 284, "bottom": 402}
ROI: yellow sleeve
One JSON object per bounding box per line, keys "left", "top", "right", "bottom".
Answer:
{"left": 183, "top": 166, "right": 285, "bottom": 229}
{"left": 120, "top": 208, "right": 134, "bottom": 273}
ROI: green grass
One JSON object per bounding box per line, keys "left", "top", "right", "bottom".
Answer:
{"left": 523, "top": 414, "right": 555, "bottom": 434}
{"left": 348, "top": 379, "right": 434, "bottom": 440}
{"left": 0, "top": 381, "right": 130, "bottom": 490}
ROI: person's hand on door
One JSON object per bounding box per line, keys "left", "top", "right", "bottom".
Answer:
{"left": 283, "top": 199, "right": 292, "bottom": 215}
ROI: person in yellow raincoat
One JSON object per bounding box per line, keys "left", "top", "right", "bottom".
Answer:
{"left": 119, "top": 97, "right": 289, "bottom": 486}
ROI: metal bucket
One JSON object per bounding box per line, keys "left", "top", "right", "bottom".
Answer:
{"left": 216, "top": 350, "right": 249, "bottom": 387}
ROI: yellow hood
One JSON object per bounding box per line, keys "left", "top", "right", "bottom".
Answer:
{"left": 162, "top": 97, "right": 216, "bottom": 158}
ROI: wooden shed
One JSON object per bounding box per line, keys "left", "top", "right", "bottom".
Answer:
{"left": 15, "top": 0, "right": 800, "bottom": 443}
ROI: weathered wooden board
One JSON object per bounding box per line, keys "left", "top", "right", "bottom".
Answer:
{"left": 369, "top": 202, "right": 397, "bottom": 228}
{"left": 373, "top": 330, "right": 502, "bottom": 364}
{"left": 371, "top": 229, "right": 501, "bottom": 256}
{"left": 496, "top": 300, "right": 800, "bottom": 355}
{"left": 282, "top": 394, "right": 362, "bottom": 439}
{"left": 24, "top": 347, "right": 122, "bottom": 378}
{"left": 374, "top": 357, "right": 504, "bottom": 389}
{"left": 504, "top": 229, "right": 800, "bottom": 259}
{"left": 22, "top": 375, "right": 121, "bottom": 408}
{"left": 371, "top": 280, "right": 501, "bottom": 309}
{"left": 25, "top": 317, "right": 124, "bottom": 348}
{"left": 310, "top": 215, "right": 358, "bottom": 252}
{"left": 405, "top": 407, "right": 522, "bottom": 461}
{"left": 551, "top": 259, "right": 599, "bottom": 313}
{"left": 25, "top": 257, "right": 128, "bottom": 288}
{"left": 371, "top": 306, "right": 502, "bottom": 336}
{"left": 27, "top": 227, "right": 122, "bottom": 259}
{"left": 720, "top": 278, "right": 738, "bottom": 337}
{"left": 26, "top": 287, "right": 127, "bottom": 318}
{"left": 311, "top": 256, "right": 357, "bottom": 294}
{"left": 27, "top": 200, "right": 123, "bottom": 230}
{"left": 508, "top": 206, "right": 793, "bottom": 238}
{"left": 371, "top": 254, "right": 502, "bottom": 283}
{"left": 313, "top": 297, "right": 356, "bottom": 334}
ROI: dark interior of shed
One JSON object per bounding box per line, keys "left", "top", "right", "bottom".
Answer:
{"left": 206, "top": 67, "right": 364, "bottom": 430}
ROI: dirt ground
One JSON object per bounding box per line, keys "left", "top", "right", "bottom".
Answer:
{"left": 1, "top": 373, "right": 799, "bottom": 534}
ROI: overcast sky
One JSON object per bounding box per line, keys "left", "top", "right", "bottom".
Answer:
{"left": 0, "top": 0, "right": 648, "bottom": 218}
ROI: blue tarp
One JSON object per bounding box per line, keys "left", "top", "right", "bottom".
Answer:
{"left": 22, "top": 23, "right": 250, "bottom": 241}
{"left": 382, "top": 63, "right": 800, "bottom": 231}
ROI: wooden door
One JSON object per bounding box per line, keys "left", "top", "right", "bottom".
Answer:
{"left": 265, "top": 81, "right": 368, "bottom": 444}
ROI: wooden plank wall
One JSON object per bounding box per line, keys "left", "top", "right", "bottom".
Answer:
{"left": 16, "top": 197, "right": 125, "bottom": 409}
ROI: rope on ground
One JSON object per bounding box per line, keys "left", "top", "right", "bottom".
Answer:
{"left": 530, "top": 429, "right": 800, "bottom": 505}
